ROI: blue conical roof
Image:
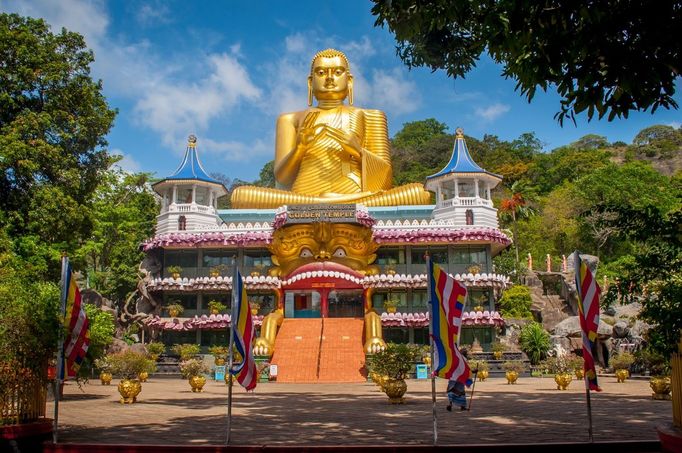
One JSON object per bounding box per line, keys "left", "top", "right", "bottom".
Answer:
{"left": 427, "top": 129, "right": 501, "bottom": 180}
{"left": 164, "top": 135, "right": 219, "bottom": 184}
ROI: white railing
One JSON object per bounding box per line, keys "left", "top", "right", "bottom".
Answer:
{"left": 436, "top": 197, "right": 493, "bottom": 208}
{"left": 160, "top": 203, "right": 216, "bottom": 215}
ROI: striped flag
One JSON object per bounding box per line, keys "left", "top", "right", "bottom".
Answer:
{"left": 428, "top": 258, "right": 472, "bottom": 385}
{"left": 229, "top": 268, "right": 257, "bottom": 391}
{"left": 62, "top": 260, "right": 89, "bottom": 378}
{"left": 574, "top": 251, "right": 602, "bottom": 392}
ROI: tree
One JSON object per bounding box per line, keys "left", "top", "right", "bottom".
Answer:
{"left": 392, "top": 118, "right": 449, "bottom": 150}
{"left": 519, "top": 322, "right": 552, "bottom": 365}
{"left": 603, "top": 207, "right": 682, "bottom": 357}
{"left": 74, "top": 167, "right": 158, "bottom": 303}
{"left": 253, "top": 160, "right": 276, "bottom": 188}
{"left": 0, "top": 14, "right": 116, "bottom": 278}
{"left": 632, "top": 124, "right": 682, "bottom": 157}
{"left": 570, "top": 134, "right": 609, "bottom": 150}
{"left": 498, "top": 181, "right": 536, "bottom": 276}
{"left": 371, "top": 1, "right": 681, "bottom": 124}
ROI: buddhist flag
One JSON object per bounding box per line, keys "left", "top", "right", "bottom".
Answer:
{"left": 61, "top": 259, "right": 89, "bottom": 378}
{"left": 427, "top": 257, "right": 472, "bottom": 385}
{"left": 574, "top": 251, "right": 602, "bottom": 392}
{"left": 229, "top": 268, "right": 257, "bottom": 391}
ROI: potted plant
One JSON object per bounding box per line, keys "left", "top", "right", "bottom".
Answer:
{"left": 209, "top": 266, "right": 221, "bottom": 278}
{"left": 383, "top": 297, "right": 399, "bottom": 314}
{"left": 146, "top": 342, "right": 165, "bottom": 361}
{"left": 566, "top": 353, "right": 584, "bottom": 380}
{"left": 639, "top": 349, "right": 672, "bottom": 400}
{"left": 207, "top": 300, "right": 227, "bottom": 315}
{"left": 541, "top": 355, "right": 573, "bottom": 390}
{"left": 208, "top": 345, "right": 228, "bottom": 366}
{"left": 94, "top": 357, "right": 112, "bottom": 385}
{"left": 466, "top": 263, "right": 482, "bottom": 275}
{"left": 502, "top": 360, "right": 524, "bottom": 384}
{"left": 611, "top": 351, "right": 635, "bottom": 383}
{"left": 491, "top": 340, "right": 506, "bottom": 360}
{"left": 180, "top": 358, "right": 210, "bottom": 392}
{"left": 167, "top": 265, "right": 182, "bottom": 279}
{"left": 519, "top": 321, "right": 552, "bottom": 365}
{"left": 107, "top": 350, "right": 156, "bottom": 404}
{"left": 366, "top": 343, "right": 421, "bottom": 403}
{"left": 172, "top": 343, "right": 200, "bottom": 361}
{"left": 470, "top": 359, "right": 490, "bottom": 381}
{"left": 249, "top": 300, "right": 260, "bottom": 316}
{"left": 165, "top": 302, "right": 184, "bottom": 318}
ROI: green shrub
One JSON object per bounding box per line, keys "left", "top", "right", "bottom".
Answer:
{"left": 610, "top": 351, "right": 635, "bottom": 371}
{"left": 146, "top": 342, "right": 165, "bottom": 356}
{"left": 502, "top": 360, "right": 525, "bottom": 373}
{"left": 519, "top": 321, "right": 552, "bottom": 365}
{"left": 172, "top": 343, "right": 200, "bottom": 361}
{"left": 499, "top": 285, "right": 533, "bottom": 318}
{"left": 107, "top": 350, "right": 156, "bottom": 379}
{"left": 366, "top": 343, "right": 421, "bottom": 380}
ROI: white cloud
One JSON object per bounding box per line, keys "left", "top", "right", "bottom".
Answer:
{"left": 358, "top": 68, "right": 420, "bottom": 115}
{"left": 134, "top": 53, "right": 261, "bottom": 145}
{"left": 474, "top": 103, "right": 511, "bottom": 121}
{"left": 135, "top": 1, "right": 171, "bottom": 26}
{"left": 285, "top": 33, "right": 307, "bottom": 54}
{"left": 111, "top": 150, "right": 141, "bottom": 173}
{"left": 202, "top": 137, "right": 271, "bottom": 162}
{"left": 667, "top": 121, "right": 681, "bottom": 129}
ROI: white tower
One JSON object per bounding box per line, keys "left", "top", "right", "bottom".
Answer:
{"left": 425, "top": 128, "right": 502, "bottom": 228}
{"left": 152, "top": 135, "right": 228, "bottom": 234}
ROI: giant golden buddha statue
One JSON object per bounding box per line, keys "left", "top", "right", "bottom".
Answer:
{"left": 230, "top": 49, "right": 431, "bottom": 208}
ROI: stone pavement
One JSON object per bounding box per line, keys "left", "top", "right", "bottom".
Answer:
{"left": 50, "top": 376, "right": 671, "bottom": 446}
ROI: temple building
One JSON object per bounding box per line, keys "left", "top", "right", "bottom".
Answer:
{"left": 138, "top": 49, "right": 510, "bottom": 383}
{"left": 141, "top": 130, "right": 510, "bottom": 382}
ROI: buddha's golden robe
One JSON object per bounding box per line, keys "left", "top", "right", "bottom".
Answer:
{"left": 230, "top": 106, "right": 430, "bottom": 209}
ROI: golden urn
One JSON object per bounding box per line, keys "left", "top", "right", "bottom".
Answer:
{"left": 615, "top": 368, "right": 629, "bottom": 383}
{"left": 99, "top": 372, "right": 112, "bottom": 385}
{"left": 493, "top": 351, "right": 503, "bottom": 360}
{"left": 118, "top": 379, "right": 142, "bottom": 404}
{"left": 190, "top": 375, "right": 207, "bottom": 393}
{"left": 649, "top": 376, "right": 672, "bottom": 400}
{"left": 554, "top": 373, "right": 573, "bottom": 390}
{"left": 478, "top": 370, "right": 489, "bottom": 381}
{"left": 138, "top": 371, "right": 148, "bottom": 382}
{"left": 214, "top": 357, "right": 226, "bottom": 366}
{"left": 383, "top": 378, "right": 408, "bottom": 404}
{"left": 505, "top": 371, "right": 519, "bottom": 384}
{"left": 168, "top": 308, "right": 180, "bottom": 318}
{"left": 210, "top": 308, "right": 219, "bottom": 315}
{"left": 574, "top": 368, "right": 584, "bottom": 380}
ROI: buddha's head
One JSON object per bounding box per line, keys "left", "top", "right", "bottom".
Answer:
{"left": 308, "top": 48, "right": 353, "bottom": 106}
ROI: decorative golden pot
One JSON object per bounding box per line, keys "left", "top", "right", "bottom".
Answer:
{"left": 478, "top": 370, "right": 489, "bottom": 381}
{"left": 99, "top": 372, "right": 112, "bottom": 385}
{"left": 214, "top": 357, "right": 226, "bottom": 366}
{"left": 505, "top": 371, "right": 519, "bottom": 384}
{"left": 554, "top": 373, "right": 573, "bottom": 390}
{"left": 171, "top": 272, "right": 181, "bottom": 279}
{"left": 118, "top": 379, "right": 141, "bottom": 404}
{"left": 149, "top": 353, "right": 159, "bottom": 362}
{"left": 190, "top": 375, "right": 206, "bottom": 393}
{"left": 251, "top": 308, "right": 259, "bottom": 316}
{"left": 168, "top": 308, "right": 180, "bottom": 318}
{"left": 493, "top": 351, "right": 503, "bottom": 360}
{"left": 138, "top": 371, "right": 148, "bottom": 382}
{"left": 649, "top": 376, "right": 672, "bottom": 400}
{"left": 615, "top": 368, "right": 629, "bottom": 383}
{"left": 423, "top": 356, "right": 431, "bottom": 367}
{"left": 210, "top": 308, "right": 219, "bottom": 315}
{"left": 383, "top": 378, "right": 407, "bottom": 404}
{"left": 250, "top": 271, "right": 261, "bottom": 277}
{"left": 209, "top": 271, "right": 220, "bottom": 278}
{"left": 574, "top": 369, "right": 584, "bottom": 380}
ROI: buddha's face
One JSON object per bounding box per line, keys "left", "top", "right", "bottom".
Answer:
{"left": 310, "top": 55, "right": 351, "bottom": 101}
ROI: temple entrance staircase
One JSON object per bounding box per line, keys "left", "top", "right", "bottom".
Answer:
{"left": 270, "top": 318, "right": 366, "bottom": 383}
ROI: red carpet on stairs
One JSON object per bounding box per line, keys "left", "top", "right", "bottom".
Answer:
{"left": 270, "top": 318, "right": 366, "bottom": 383}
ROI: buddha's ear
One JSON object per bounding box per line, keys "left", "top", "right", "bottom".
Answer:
{"left": 348, "top": 75, "right": 353, "bottom": 105}
{"left": 307, "top": 76, "right": 313, "bottom": 106}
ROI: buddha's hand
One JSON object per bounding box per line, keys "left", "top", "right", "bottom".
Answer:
{"left": 321, "top": 125, "right": 362, "bottom": 159}
{"left": 296, "top": 111, "right": 323, "bottom": 148}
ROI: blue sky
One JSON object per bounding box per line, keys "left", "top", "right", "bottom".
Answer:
{"left": 3, "top": 0, "right": 681, "bottom": 183}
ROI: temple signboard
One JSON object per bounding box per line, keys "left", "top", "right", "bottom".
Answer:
{"left": 285, "top": 204, "right": 357, "bottom": 224}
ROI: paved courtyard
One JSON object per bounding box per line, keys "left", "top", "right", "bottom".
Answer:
{"left": 50, "top": 375, "right": 671, "bottom": 446}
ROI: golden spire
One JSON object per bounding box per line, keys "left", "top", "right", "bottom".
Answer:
{"left": 188, "top": 134, "right": 197, "bottom": 148}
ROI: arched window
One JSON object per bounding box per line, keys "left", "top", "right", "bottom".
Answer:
{"left": 465, "top": 209, "right": 474, "bottom": 225}
{"left": 178, "top": 215, "right": 187, "bottom": 231}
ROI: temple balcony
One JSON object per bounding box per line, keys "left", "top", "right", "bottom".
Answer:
{"left": 160, "top": 202, "right": 216, "bottom": 215}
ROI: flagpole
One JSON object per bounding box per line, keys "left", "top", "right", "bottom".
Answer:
{"left": 226, "top": 263, "right": 237, "bottom": 444}
{"left": 425, "top": 254, "right": 437, "bottom": 445}
{"left": 574, "top": 250, "right": 595, "bottom": 443}
{"left": 467, "top": 368, "right": 478, "bottom": 412}
{"left": 53, "top": 255, "right": 68, "bottom": 444}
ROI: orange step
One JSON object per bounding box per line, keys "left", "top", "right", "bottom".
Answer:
{"left": 270, "top": 318, "right": 366, "bottom": 383}
{"left": 270, "top": 319, "right": 322, "bottom": 383}
{"left": 317, "top": 318, "right": 366, "bottom": 383}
